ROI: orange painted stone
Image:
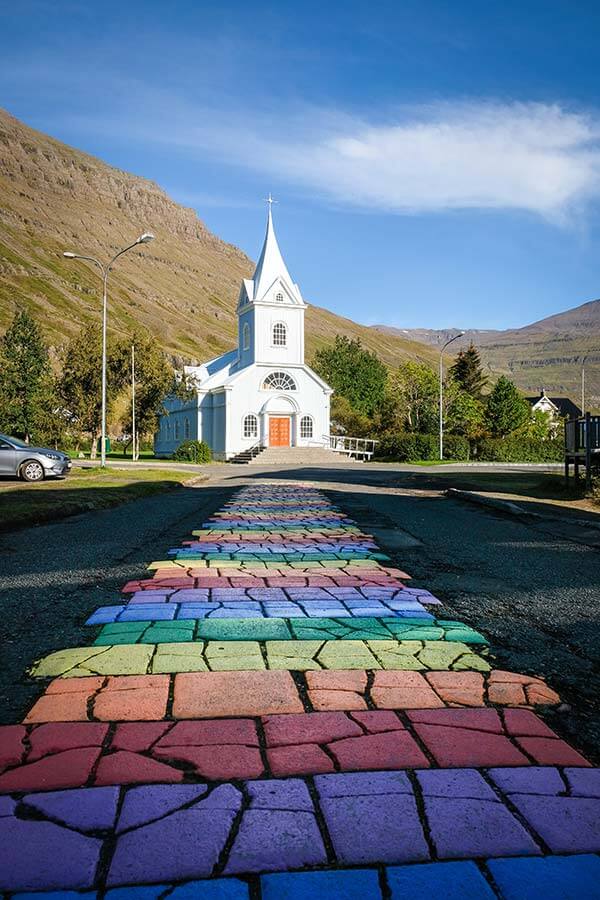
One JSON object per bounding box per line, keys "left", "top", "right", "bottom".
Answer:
{"left": 371, "top": 672, "right": 445, "bottom": 709}
{"left": 94, "top": 675, "right": 170, "bottom": 721}
{"left": 426, "top": 671, "right": 485, "bottom": 707}
{"left": 173, "top": 670, "right": 304, "bottom": 718}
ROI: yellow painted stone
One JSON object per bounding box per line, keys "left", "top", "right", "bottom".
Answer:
{"left": 366, "top": 640, "right": 424, "bottom": 670}
{"left": 152, "top": 643, "right": 209, "bottom": 674}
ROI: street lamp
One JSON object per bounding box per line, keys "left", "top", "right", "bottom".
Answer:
{"left": 439, "top": 331, "right": 465, "bottom": 460}
{"left": 63, "top": 233, "right": 154, "bottom": 467}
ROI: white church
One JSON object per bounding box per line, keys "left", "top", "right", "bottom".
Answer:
{"left": 155, "top": 203, "right": 333, "bottom": 461}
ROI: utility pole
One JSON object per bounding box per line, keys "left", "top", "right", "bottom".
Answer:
{"left": 64, "top": 233, "right": 154, "bottom": 466}
{"left": 439, "top": 332, "right": 465, "bottom": 460}
{"left": 131, "top": 343, "right": 137, "bottom": 461}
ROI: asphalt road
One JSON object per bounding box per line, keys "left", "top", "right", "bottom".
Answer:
{"left": 1, "top": 464, "right": 598, "bottom": 763}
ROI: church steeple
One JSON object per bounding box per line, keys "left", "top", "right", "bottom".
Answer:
{"left": 239, "top": 198, "right": 305, "bottom": 308}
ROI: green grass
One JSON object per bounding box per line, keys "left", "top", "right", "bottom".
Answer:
{"left": 0, "top": 466, "right": 204, "bottom": 530}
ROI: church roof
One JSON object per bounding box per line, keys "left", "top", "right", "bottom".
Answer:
{"left": 244, "top": 206, "right": 304, "bottom": 306}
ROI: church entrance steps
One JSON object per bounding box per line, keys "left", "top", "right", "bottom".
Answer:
{"left": 245, "top": 446, "right": 364, "bottom": 465}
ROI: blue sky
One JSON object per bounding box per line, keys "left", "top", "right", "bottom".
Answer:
{"left": 1, "top": 0, "right": 600, "bottom": 330}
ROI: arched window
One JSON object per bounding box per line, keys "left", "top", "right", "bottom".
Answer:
{"left": 262, "top": 371, "right": 297, "bottom": 391}
{"left": 300, "top": 416, "right": 313, "bottom": 439}
{"left": 184, "top": 417, "right": 190, "bottom": 439}
{"left": 243, "top": 414, "right": 258, "bottom": 438}
{"left": 272, "top": 322, "right": 286, "bottom": 346}
{"left": 275, "top": 291, "right": 284, "bottom": 302}
{"left": 174, "top": 420, "right": 180, "bottom": 440}
{"left": 242, "top": 322, "right": 250, "bottom": 351}
{"left": 166, "top": 420, "right": 171, "bottom": 438}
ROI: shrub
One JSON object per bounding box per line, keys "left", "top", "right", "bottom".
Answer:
{"left": 441, "top": 434, "right": 470, "bottom": 461}
{"left": 375, "top": 432, "right": 438, "bottom": 461}
{"left": 476, "top": 435, "right": 563, "bottom": 462}
{"left": 172, "top": 439, "right": 211, "bottom": 463}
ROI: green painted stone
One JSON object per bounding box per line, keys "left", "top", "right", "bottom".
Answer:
{"left": 197, "top": 619, "right": 291, "bottom": 641}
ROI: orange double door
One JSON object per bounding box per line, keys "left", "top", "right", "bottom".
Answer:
{"left": 269, "top": 416, "right": 291, "bottom": 447}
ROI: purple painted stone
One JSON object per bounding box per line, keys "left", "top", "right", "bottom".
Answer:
{"left": 247, "top": 778, "right": 314, "bottom": 811}
{"left": 108, "top": 787, "right": 241, "bottom": 885}
{"left": 172, "top": 590, "right": 210, "bottom": 601}
{"left": 25, "top": 787, "right": 119, "bottom": 831}
{"left": 417, "top": 770, "right": 541, "bottom": 859}
{"left": 488, "top": 767, "right": 565, "bottom": 796}
{"left": 248, "top": 589, "right": 287, "bottom": 601}
{"left": 316, "top": 771, "right": 412, "bottom": 798}
{"left": 0, "top": 818, "right": 101, "bottom": 890}
{"left": 565, "top": 767, "right": 600, "bottom": 797}
{"left": 225, "top": 810, "right": 327, "bottom": 874}
{"left": 117, "top": 785, "right": 207, "bottom": 832}
{"left": 176, "top": 606, "right": 214, "bottom": 619}
{"left": 320, "top": 793, "right": 428, "bottom": 864}
{"left": 507, "top": 795, "right": 600, "bottom": 853}
{"left": 0, "top": 796, "right": 16, "bottom": 816}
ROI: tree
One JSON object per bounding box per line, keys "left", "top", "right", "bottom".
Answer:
{"left": 59, "top": 324, "right": 124, "bottom": 457}
{"left": 450, "top": 343, "right": 488, "bottom": 398}
{"left": 386, "top": 361, "right": 438, "bottom": 433}
{"left": 0, "top": 309, "right": 54, "bottom": 442}
{"left": 111, "top": 330, "right": 175, "bottom": 455}
{"left": 444, "top": 380, "right": 486, "bottom": 440}
{"left": 312, "top": 336, "right": 388, "bottom": 418}
{"left": 485, "top": 375, "right": 531, "bottom": 436}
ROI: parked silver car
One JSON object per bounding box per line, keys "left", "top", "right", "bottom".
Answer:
{"left": 0, "top": 433, "right": 72, "bottom": 481}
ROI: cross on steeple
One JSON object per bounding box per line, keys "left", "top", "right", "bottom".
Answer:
{"left": 264, "top": 192, "right": 278, "bottom": 209}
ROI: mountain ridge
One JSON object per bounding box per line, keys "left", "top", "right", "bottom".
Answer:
{"left": 0, "top": 107, "right": 438, "bottom": 370}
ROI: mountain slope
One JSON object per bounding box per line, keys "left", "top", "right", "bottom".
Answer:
{"left": 0, "top": 108, "right": 438, "bottom": 370}
{"left": 373, "top": 299, "right": 600, "bottom": 405}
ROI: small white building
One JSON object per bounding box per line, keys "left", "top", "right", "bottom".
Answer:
{"left": 155, "top": 205, "right": 332, "bottom": 460}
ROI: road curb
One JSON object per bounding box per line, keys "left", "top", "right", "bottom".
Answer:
{"left": 446, "top": 487, "right": 600, "bottom": 533}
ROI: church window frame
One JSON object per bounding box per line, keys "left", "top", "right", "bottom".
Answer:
{"left": 300, "top": 415, "right": 313, "bottom": 439}
{"left": 184, "top": 417, "right": 191, "bottom": 440}
{"left": 261, "top": 371, "right": 297, "bottom": 392}
{"left": 242, "top": 322, "right": 250, "bottom": 351}
{"left": 275, "top": 291, "right": 285, "bottom": 302}
{"left": 174, "top": 420, "right": 181, "bottom": 441}
{"left": 272, "top": 322, "right": 287, "bottom": 347}
{"left": 243, "top": 414, "right": 258, "bottom": 439}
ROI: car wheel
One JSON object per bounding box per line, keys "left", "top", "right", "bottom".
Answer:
{"left": 20, "top": 460, "right": 45, "bottom": 482}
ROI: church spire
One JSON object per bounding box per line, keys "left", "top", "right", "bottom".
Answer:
{"left": 251, "top": 196, "right": 297, "bottom": 303}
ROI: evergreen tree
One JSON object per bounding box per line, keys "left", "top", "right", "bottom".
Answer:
{"left": 485, "top": 375, "right": 531, "bottom": 436}
{"left": 450, "top": 342, "right": 488, "bottom": 398}
{"left": 0, "top": 309, "right": 54, "bottom": 442}
{"left": 312, "top": 335, "right": 388, "bottom": 418}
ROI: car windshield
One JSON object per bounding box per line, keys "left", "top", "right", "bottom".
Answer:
{"left": 0, "top": 434, "right": 30, "bottom": 448}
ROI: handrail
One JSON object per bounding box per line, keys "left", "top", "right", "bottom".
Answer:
{"left": 325, "top": 434, "right": 378, "bottom": 460}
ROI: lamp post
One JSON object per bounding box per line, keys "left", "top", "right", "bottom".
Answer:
{"left": 439, "top": 332, "right": 465, "bottom": 460}
{"left": 64, "top": 234, "right": 154, "bottom": 467}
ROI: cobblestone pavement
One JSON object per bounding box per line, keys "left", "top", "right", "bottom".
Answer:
{"left": 1, "top": 483, "right": 599, "bottom": 897}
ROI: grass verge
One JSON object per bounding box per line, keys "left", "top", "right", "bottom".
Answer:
{"left": 0, "top": 467, "right": 206, "bottom": 531}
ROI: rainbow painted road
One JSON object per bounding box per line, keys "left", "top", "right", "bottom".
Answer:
{"left": 1, "top": 483, "right": 599, "bottom": 898}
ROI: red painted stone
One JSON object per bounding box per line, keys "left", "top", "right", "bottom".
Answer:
{"left": 409, "top": 709, "right": 503, "bottom": 733}
{"left": 153, "top": 743, "right": 264, "bottom": 780}
{"left": 110, "top": 723, "right": 172, "bottom": 752}
{"left": 0, "top": 747, "right": 100, "bottom": 792}
{"left": 157, "top": 719, "right": 258, "bottom": 747}
{"left": 330, "top": 731, "right": 430, "bottom": 771}
{"left": 0, "top": 725, "right": 26, "bottom": 771}
{"left": 409, "top": 722, "right": 530, "bottom": 767}
{"left": 94, "top": 750, "right": 184, "bottom": 786}
{"left": 28, "top": 722, "right": 108, "bottom": 761}
{"left": 350, "top": 711, "right": 405, "bottom": 733}
{"left": 502, "top": 709, "right": 557, "bottom": 737}
{"left": 267, "top": 743, "right": 335, "bottom": 776}
{"left": 516, "top": 737, "right": 591, "bottom": 767}
{"left": 263, "top": 712, "right": 362, "bottom": 747}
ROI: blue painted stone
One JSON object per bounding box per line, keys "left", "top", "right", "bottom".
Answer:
{"left": 13, "top": 894, "right": 96, "bottom": 900}
{"left": 169, "top": 878, "right": 250, "bottom": 899}
{"left": 388, "top": 861, "right": 495, "bottom": 899}
{"left": 262, "top": 868, "right": 382, "bottom": 899}
{"left": 487, "top": 854, "right": 600, "bottom": 899}
{"left": 105, "top": 887, "right": 168, "bottom": 900}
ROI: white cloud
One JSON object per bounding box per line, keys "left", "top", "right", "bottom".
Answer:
{"left": 115, "top": 98, "right": 600, "bottom": 223}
